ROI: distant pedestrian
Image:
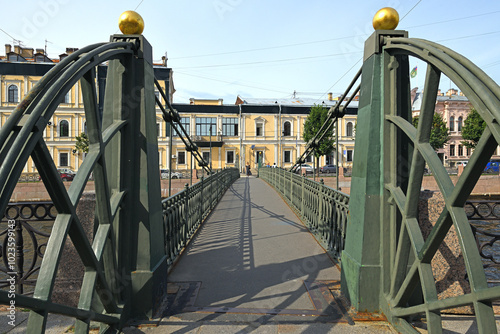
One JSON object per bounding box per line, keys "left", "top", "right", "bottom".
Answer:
{"left": 246, "top": 162, "right": 251, "bottom": 176}
{"left": 272, "top": 163, "right": 277, "bottom": 168}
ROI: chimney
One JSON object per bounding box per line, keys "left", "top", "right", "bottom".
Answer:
{"left": 21, "top": 48, "right": 34, "bottom": 58}
{"left": 36, "top": 48, "right": 44, "bottom": 55}
{"left": 14, "top": 45, "right": 21, "bottom": 54}
{"left": 66, "top": 47, "right": 78, "bottom": 55}
{"left": 5, "top": 44, "right": 11, "bottom": 54}
{"left": 327, "top": 92, "right": 333, "bottom": 101}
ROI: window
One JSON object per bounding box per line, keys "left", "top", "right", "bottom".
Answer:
{"left": 222, "top": 118, "right": 238, "bottom": 136}
{"left": 256, "top": 123, "right": 263, "bottom": 137}
{"left": 346, "top": 150, "right": 353, "bottom": 162}
{"left": 226, "top": 150, "right": 234, "bottom": 164}
{"left": 178, "top": 151, "right": 186, "bottom": 164}
{"left": 155, "top": 91, "right": 160, "bottom": 102}
{"left": 59, "top": 120, "right": 69, "bottom": 137}
{"left": 458, "top": 145, "right": 463, "bottom": 156}
{"left": 305, "top": 155, "right": 312, "bottom": 163}
{"left": 157, "top": 123, "right": 160, "bottom": 137}
{"left": 283, "top": 121, "right": 291, "bottom": 136}
{"left": 63, "top": 92, "right": 70, "bottom": 104}
{"left": 202, "top": 151, "right": 210, "bottom": 163}
{"left": 284, "top": 150, "right": 291, "bottom": 163}
{"left": 458, "top": 116, "right": 463, "bottom": 132}
{"left": 450, "top": 116, "right": 455, "bottom": 132}
{"left": 174, "top": 117, "right": 190, "bottom": 136}
{"left": 84, "top": 122, "right": 87, "bottom": 134}
{"left": 450, "top": 144, "right": 455, "bottom": 156}
{"left": 467, "top": 146, "right": 471, "bottom": 156}
{"left": 196, "top": 117, "right": 216, "bottom": 136}
{"left": 59, "top": 153, "right": 69, "bottom": 166}
{"left": 346, "top": 122, "right": 354, "bottom": 137}
{"left": 8, "top": 85, "right": 18, "bottom": 103}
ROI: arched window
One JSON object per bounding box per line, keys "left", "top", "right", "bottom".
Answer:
{"left": 8, "top": 85, "right": 18, "bottom": 103}
{"left": 458, "top": 116, "right": 463, "bottom": 132}
{"left": 59, "top": 120, "right": 69, "bottom": 137}
{"left": 346, "top": 122, "right": 353, "bottom": 137}
{"left": 449, "top": 116, "right": 455, "bottom": 132}
{"left": 283, "top": 121, "right": 291, "bottom": 136}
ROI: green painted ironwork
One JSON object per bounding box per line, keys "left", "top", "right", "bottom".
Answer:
{"left": 259, "top": 167, "right": 349, "bottom": 260}
{"left": 0, "top": 32, "right": 241, "bottom": 333}
{"left": 342, "top": 30, "right": 500, "bottom": 333}
{"left": 163, "top": 169, "right": 239, "bottom": 268}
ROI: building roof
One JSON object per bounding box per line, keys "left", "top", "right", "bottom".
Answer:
{"left": 412, "top": 90, "right": 469, "bottom": 111}
{"left": 235, "top": 96, "right": 359, "bottom": 108}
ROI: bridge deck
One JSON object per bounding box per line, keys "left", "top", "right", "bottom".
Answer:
{"left": 167, "top": 176, "right": 341, "bottom": 313}
{"left": 160, "top": 176, "right": 397, "bottom": 333}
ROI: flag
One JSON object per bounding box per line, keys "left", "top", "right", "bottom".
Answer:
{"left": 411, "top": 66, "right": 418, "bottom": 78}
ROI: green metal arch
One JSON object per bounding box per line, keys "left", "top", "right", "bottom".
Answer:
{"left": 0, "top": 41, "right": 138, "bottom": 333}
{"left": 381, "top": 37, "right": 500, "bottom": 333}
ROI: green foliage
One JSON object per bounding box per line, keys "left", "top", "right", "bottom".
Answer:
{"left": 303, "top": 104, "right": 335, "bottom": 159}
{"left": 75, "top": 132, "right": 89, "bottom": 153}
{"left": 461, "top": 108, "right": 486, "bottom": 149}
{"left": 412, "top": 113, "right": 450, "bottom": 150}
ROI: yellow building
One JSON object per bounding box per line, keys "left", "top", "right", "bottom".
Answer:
{"left": 0, "top": 44, "right": 173, "bottom": 174}
{"left": 1, "top": 44, "right": 359, "bottom": 175}
{"left": 163, "top": 97, "right": 359, "bottom": 174}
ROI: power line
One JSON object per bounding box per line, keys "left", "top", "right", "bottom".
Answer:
{"left": 400, "top": 0, "right": 423, "bottom": 22}
{"left": 175, "top": 71, "right": 290, "bottom": 94}
{"left": 174, "top": 51, "right": 360, "bottom": 70}
{"left": 170, "top": 9, "right": 500, "bottom": 61}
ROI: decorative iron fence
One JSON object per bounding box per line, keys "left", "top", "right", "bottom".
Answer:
{"left": 259, "top": 167, "right": 349, "bottom": 260}
{"left": 0, "top": 202, "right": 56, "bottom": 295}
{"left": 163, "top": 168, "right": 240, "bottom": 268}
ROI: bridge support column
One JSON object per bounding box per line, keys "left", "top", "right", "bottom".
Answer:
{"left": 104, "top": 35, "right": 167, "bottom": 320}
{"left": 340, "top": 30, "right": 407, "bottom": 312}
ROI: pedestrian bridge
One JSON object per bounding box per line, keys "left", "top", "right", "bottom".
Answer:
{"left": 2, "top": 9, "right": 500, "bottom": 334}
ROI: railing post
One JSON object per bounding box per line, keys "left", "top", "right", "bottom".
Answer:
{"left": 340, "top": 29, "right": 407, "bottom": 313}
{"left": 199, "top": 176, "right": 204, "bottom": 223}
{"left": 183, "top": 183, "right": 189, "bottom": 244}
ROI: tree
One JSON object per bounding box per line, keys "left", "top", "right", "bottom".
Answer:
{"left": 412, "top": 113, "right": 450, "bottom": 150}
{"left": 303, "top": 104, "right": 335, "bottom": 177}
{"left": 461, "top": 108, "right": 486, "bottom": 149}
{"left": 75, "top": 132, "right": 89, "bottom": 153}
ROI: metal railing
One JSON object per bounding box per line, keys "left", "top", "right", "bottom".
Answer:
{"left": 259, "top": 167, "right": 349, "bottom": 260}
{"left": 1, "top": 202, "right": 55, "bottom": 295}
{"left": 163, "top": 168, "right": 239, "bottom": 268}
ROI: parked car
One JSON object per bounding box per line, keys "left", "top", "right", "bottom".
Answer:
{"left": 160, "top": 169, "right": 183, "bottom": 179}
{"left": 57, "top": 168, "right": 76, "bottom": 175}
{"left": 39, "top": 171, "right": 74, "bottom": 182}
{"left": 456, "top": 161, "right": 468, "bottom": 167}
{"left": 320, "top": 164, "right": 337, "bottom": 174}
{"left": 295, "top": 164, "right": 314, "bottom": 174}
{"left": 484, "top": 161, "right": 499, "bottom": 174}
{"left": 59, "top": 172, "right": 74, "bottom": 181}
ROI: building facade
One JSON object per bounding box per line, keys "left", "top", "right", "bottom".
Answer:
{"left": 412, "top": 88, "right": 500, "bottom": 167}
{"left": 0, "top": 44, "right": 173, "bottom": 174}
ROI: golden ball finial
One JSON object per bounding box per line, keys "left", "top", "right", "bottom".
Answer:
{"left": 118, "top": 10, "right": 144, "bottom": 35}
{"left": 372, "top": 7, "right": 399, "bottom": 30}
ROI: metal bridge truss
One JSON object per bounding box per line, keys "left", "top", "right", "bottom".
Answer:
{"left": 341, "top": 30, "right": 500, "bottom": 333}
{"left": 0, "top": 33, "right": 234, "bottom": 334}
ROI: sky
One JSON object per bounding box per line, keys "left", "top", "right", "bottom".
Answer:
{"left": 1, "top": 0, "right": 500, "bottom": 104}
